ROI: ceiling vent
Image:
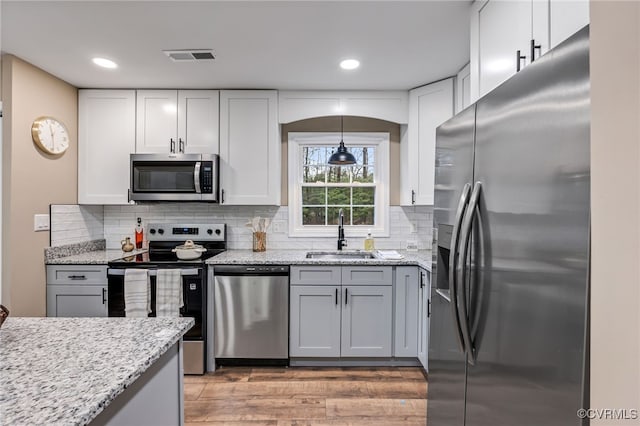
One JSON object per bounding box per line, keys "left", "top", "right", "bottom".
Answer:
{"left": 163, "top": 49, "right": 215, "bottom": 62}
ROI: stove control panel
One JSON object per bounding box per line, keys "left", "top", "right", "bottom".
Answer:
{"left": 147, "top": 223, "right": 226, "bottom": 242}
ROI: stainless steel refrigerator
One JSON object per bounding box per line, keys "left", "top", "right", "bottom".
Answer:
{"left": 428, "top": 26, "right": 590, "bottom": 426}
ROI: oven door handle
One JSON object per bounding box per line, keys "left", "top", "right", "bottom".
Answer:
{"left": 107, "top": 268, "right": 201, "bottom": 277}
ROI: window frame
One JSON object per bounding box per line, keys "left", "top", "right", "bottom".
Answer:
{"left": 288, "top": 132, "right": 390, "bottom": 237}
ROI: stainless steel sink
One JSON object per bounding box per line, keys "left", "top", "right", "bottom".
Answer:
{"left": 305, "top": 251, "right": 375, "bottom": 260}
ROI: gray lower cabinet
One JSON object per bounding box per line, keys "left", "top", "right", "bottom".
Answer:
{"left": 289, "top": 286, "right": 341, "bottom": 357}
{"left": 290, "top": 265, "right": 393, "bottom": 358}
{"left": 417, "top": 268, "right": 431, "bottom": 370}
{"left": 46, "top": 265, "right": 108, "bottom": 317}
{"left": 341, "top": 285, "right": 393, "bottom": 357}
{"left": 394, "top": 267, "right": 420, "bottom": 357}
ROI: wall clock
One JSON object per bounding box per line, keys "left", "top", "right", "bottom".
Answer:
{"left": 31, "top": 116, "right": 70, "bottom": 155}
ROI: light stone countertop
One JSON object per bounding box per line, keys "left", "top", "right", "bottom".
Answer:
{"left": 0, "top": 317, "right": 193, "bottom": 426}
{"left": 206, "top": 249, "right": 433, "bottom": 271}
{"left": 45, "top": 249, "right": 148, "bottom": 265}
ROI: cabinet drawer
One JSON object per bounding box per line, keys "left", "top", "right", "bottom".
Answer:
{"left": 290, "top": 266, "right": 342, "bottom": 285}
{"left": 46, "top": 265, "right": 108, "bottom": 285}
{"left": 341, "top": 266, "right": 393, "bottom": 286}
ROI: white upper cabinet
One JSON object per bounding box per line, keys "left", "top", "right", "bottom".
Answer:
{"left": 470, "top": 0, "right": 589, "bottom": 103}
{"left": 136, "top": 90, "right": 219, "bottom": 154}
{"left": 219, "top": 90, "right": 280, "bottom": 205}
{"left": 549, "top": 1, "right": 590, "bottom": 49}
{"left": 78, "top": 90, "right": 135, "bottom": 205}
{"left": 455, "top": 63, "right": 471, "bottom": 114}
{"left": 401, "top": 78, "right": 454, "bottom": 206}
{"left": 278, "top": 91, "right": 409, "bottom": 124}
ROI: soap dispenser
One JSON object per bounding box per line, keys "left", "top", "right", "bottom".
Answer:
{"left": 364, "top": 229, "right": 375, "bottom": 251}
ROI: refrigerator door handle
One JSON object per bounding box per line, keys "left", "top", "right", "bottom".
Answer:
{"left": 456, "top": 181, "right": 482, "bottom": 364}
{"left": 449, "top": 182, "right": 471, "bottom": 353}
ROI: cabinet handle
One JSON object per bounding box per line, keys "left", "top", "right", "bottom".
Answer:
{"left": 221, "top": 189, "right": 225, "bottom": 204}
{"left": 516, "top": 50, "right": 526, "bottom": 72}
{"left": 428, "top": 299, "right": 431, "bottom": 318}
{"left": 102, "top": 288, "right": 107, "bottom": 304}
{"left": 411, "top": 190, "right": 416, "bottom": 205}
{"left": 68, "top": 275, "right": 87, "bottom": 280}
{"left": 335, "top": 288, "right": 338, "bottom": 305}
{"left": 530, "top": 39, "right": 542, "bottom": 63}
{"left": 345, "top": 288, "right": 348, "bottom": 305}
{"left": 170, "top": 138, "right": 176, "bottom": 153}
{"left": 179, "top": 138, "right": 185, "bottom": 153}
{"left": 420, "top": 272, "right": 425, "bottom": 288}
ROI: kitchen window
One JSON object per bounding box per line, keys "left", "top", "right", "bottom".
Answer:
{"left": 288, "top": 132, "right": 389, "bottom": 237}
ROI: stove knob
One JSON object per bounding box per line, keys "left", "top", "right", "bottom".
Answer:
{"left": 149, "top": 229, "right": 156, "bottom": 235}
{"left": 207, "top": 229, "right": 213, "bottom": 235}
{"left": 158, "top": 229, "right": 164, "bottom": 235}
{"left": 215, "top": 229, "right": 221, "bottom": 235}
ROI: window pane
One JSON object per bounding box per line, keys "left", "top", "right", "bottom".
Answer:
{"left": 350, "top": 146, "right": 375, "bottom": 165}
{"left": 303, "top": 147, "right": 327, "bottom": 165}
{"left": 352, "top": 166, "right": 374, "bottom": 183}
{"left": 327, "top": 166, "right": 351, "bottom": 183}
{"left": 327, "top": 187, "right": 350, "bottom": 205}
{"left": 327, "top": 207, "right": 351, "bottom": 225}
{"left": 302, "top": 207, "right": 326, "bottom": 225}
{"left": 352, "top": 187, "right": 375, "bottom": 205}
{"left": 302, "top": 187, "right": 326, "bottom": 205}
{"left": 352, "top": 207, "right": 375, "bottom": 225}
{"left": 303, "top": 166, "right": 326, "bottom": 183}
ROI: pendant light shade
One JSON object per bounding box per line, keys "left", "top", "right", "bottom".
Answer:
{"left": 328, "top": 116, "right": 356, "bottom": 166}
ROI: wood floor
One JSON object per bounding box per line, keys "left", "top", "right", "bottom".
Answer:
{"left": 184, "top": 367, "right": 428, "bottom": 425}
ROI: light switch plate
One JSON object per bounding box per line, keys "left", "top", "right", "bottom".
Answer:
{"left": 34, "top": 214, "right": 50, "bottom": 231}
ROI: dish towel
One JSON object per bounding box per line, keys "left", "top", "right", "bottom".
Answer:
{"left": 124, "top": 269, "right": 151, "bottom": 317}
{"left": 156, "top": 269, "right": 184, "bottom": 318}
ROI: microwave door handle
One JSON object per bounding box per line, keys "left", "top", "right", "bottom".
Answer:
{"left": 194, "top": 162, "right": 202, "bottom": 193}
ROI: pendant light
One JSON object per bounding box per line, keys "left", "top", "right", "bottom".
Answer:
{"left": 328, "top": 116, "right": 356, "bottom": 166}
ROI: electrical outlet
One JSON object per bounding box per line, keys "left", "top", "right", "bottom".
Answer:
{"left": 410, "top": 221, "right": 418, "bottom": 234}
{"left": 271, "top": 221, "right": 285, "bottom": 234}
{"left": 34, "top": 214, "right": 50, "bottom": 232}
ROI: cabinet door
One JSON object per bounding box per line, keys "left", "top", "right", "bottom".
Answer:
{"left": 549, "top": 0, "right": 589, "bottom": 49}
{"left": 219, "top": 90, "right": 280, "bottom": 205}
{"left": 417, "top": 269, "right": 431, "bottom": 370}
{"left": 78, "top": 90, "right": 135, "bottom": 204}
{"left": 477, "top": 0, "right": 531, "bottom": 97}
{"left": 341, "top": 285, "right": 392, "bottom": 357}
{"left": 178, "top": 90, "right": 219, "bottom": 154}
{"left": 290, "top": 286, "right": 341, "bottom": 357}
{"left": 47, "top": 285, "right": 108, "bottom": 317}
{"left": 136, "top": 90, "right": 178, "bottom": 153}
{"left": 394, "top": 267, "right": 419, "bottom": 357}
{"left": 403, "top": 79, "right": 454, "bottom": 206}
{"left": 455, "top": 63, "right": 471, "bottom": 114}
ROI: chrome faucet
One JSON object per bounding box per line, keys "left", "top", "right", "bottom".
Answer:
{"left": 337, "top": 208, "right": 348, "bottom": 250}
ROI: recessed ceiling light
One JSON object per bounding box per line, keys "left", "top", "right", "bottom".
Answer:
{"left": 92, "top": 57, "right": 118, "bottom": 69}
{"left": 340, "top": 59, "right": 360, "bottom": 70}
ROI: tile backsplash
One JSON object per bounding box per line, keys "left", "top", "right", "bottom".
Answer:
{"left": 52, "top": 204, "right": 432, "bottom": 251}
{"left": 50, "top": 205, "right": 104, "bottom": 247}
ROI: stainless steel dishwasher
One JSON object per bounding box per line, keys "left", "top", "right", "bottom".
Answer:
{"left": 213, "top": 265, "right": 289, "bottom": 365}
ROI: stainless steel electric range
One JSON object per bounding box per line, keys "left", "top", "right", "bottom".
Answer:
{"left": 107, "top": 223, "right": 226, "bottom": 375}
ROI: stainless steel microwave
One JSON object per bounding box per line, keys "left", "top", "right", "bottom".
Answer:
{"left": 130, "top": 153, "right": 219, "bottom": 202}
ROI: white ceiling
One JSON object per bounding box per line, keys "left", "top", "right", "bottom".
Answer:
{"left": 1, "top": 1, "right": 471, "bottom": 90}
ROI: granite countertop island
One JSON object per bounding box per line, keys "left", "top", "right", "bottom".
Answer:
{"left": 206, "top": 249, "right": 433, "bottom": 271}
{"left": 0, "top": 317, "right": 193, "bottom": 425}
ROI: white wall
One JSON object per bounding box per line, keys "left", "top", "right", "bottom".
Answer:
{"left": 590, "top": 1, "right": 640, "bottom": 422}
